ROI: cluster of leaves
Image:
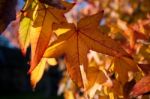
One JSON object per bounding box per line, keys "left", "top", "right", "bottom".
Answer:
{"left": 19, "top": 0, "right": 150, "bottom": 98}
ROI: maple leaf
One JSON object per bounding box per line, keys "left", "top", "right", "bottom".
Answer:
{"left": 130, "top": 74, "right": 150, "bottom": 97}
{"left": 86, "top": 67, "right": 107, "bottom": 98}
{"left": 79, "top": 65, "right": 107, "bottom": 98}
{"left": 112, "top": 57, "right": 139, "bottom": 84}
{"left": 43, "top": 11, "right": 131, "bottom": 87}
{"left": 19, "top": 0, "right": 73, "bottom": 88}
{"left": 19, "top": 0, "right": 39, "bottom": 54}
{"left": 23, "top": 1, "right": 74, "bottom": 72}
{"left": 31, "top": 58, "right": 57, "bottom": 88}
{"left": 86, "top": 67, "right": 107, "bottom": 89}
{"left": 19, "top": 17, "right": 31, "bottom": 54}
{"left": 31, "top": 58, "right": 47, "bottom": 88}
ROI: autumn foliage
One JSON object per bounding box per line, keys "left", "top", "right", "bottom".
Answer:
{"left": 7, "top": 0, "right": 150, "bottom": 98}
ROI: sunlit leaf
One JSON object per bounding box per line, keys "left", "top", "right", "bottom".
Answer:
{"left": 28, "top": 1, "right": 74, "bottom": 72}
{"left": 30, "top": 58, "right": 57, "bottom": 88}
{"left": 47, "top": 58, "right": 57, "bottom": 66}
{"left": 19, "top": 17, "right": 31, "bottom": 54}
{"left": 44, "top": 11, "right": 131, "bottom": 87}
{"left": 31, "top": 58, "right": 47, "bottom": 88}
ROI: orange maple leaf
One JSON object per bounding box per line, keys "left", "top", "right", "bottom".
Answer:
{"left": 43, "top": 11, "right": 130, "bottom": 87}
{"left": 112, "top": 57, "right": 139, "bottom": 84}
{"left": 26, "top": 1, "right": 74, "bottom": 73}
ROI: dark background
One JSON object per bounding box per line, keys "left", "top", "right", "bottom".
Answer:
{"left": 0, "top": 38, "right": 63, "bottom": 99}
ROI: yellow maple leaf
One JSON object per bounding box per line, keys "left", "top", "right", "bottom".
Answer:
{"left": 30, "top": 58, "right": 47, "bottom": 88}
{"left": 19, "top": 17, "right": 31, "bottom": 54}
{"left": 43, "top": 11, "right": 130, "bottom": 87}
{"left": 19, "top": 0, "right": 73, "bottom": 88}
{"left": 31, "top": 58, "right": 57, "bottom": 88}
{"left": 19, "top": 0, "right": 38, "bottom": 54}
{"left": 23, "top": 1, "right": 74, "bottom": 72}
